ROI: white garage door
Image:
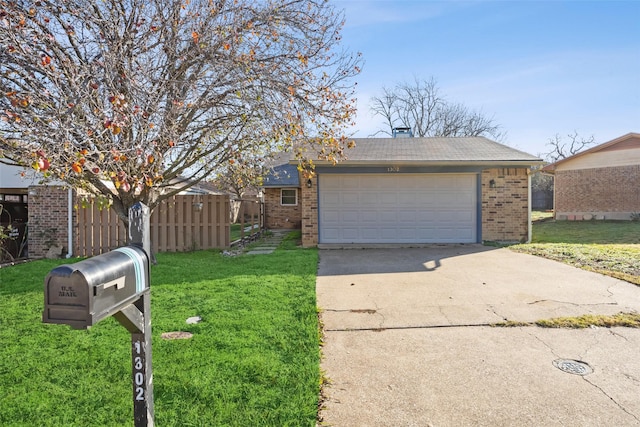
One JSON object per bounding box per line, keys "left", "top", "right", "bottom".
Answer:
{"left": 319, "top": 174, "right": 477, "bottom": 244}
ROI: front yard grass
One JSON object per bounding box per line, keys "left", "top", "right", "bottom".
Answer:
{"left": 0, "top": 235, "right": 320, "bottom": 426}
{"left": 511, "top": 214, "right": 640, "bottom": 285}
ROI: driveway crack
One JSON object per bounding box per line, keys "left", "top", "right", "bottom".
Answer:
{"left": 583, "top": 376, "right": 640, "bottom": 423}
{"left": 609, "top": 329, "right": 630, "bottom": 342}
{"left": 372, "top": 300, "right": 386, "bottom": 329}
{"left": 488, "top": 304, "right": 508, "bottom": 322}
{"left": 623, "top": 373, "right": 640, "bottom": 385}
{"left": 527, "top": 299, "right": 618, "bottom": 307}
{"left": 438, "top": 305, "right": 452, "bottom": 325}
{"left": 526, "top": 329, "right": 561, "bottom": 358}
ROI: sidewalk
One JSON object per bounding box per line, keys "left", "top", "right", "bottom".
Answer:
{"left": 245, "top": 229, "right": 290, "bottom": 255}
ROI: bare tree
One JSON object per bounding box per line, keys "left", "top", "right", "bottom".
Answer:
{"left": 0, "top": 0, "right": 361, "bottom": 223}
{"left": 370, "top": 76, "right": 502, "bottom": 139}
{"left": 544, "top": 131, "right": 596, "bottom": 162}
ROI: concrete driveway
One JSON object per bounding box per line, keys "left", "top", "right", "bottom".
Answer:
{"left": 316, "top": 246, "right": 640, "bottom": 426}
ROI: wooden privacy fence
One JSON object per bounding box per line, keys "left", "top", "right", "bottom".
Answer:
{"left": 76, "top": 194, "right": 230, "bottom": 257}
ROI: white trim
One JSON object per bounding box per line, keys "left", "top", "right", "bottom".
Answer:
{"left": 280, "top": 188, "right": 298, "bottom": 206}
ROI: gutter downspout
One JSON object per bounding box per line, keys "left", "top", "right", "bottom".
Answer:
{"left": 66, "top": 187, "right": 73, "bottom": 258}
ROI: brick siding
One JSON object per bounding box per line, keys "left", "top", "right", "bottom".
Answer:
{"left": 300, "top": 177, "right": 318, "bottom": 247}
{"left": 554, "top": 165, "right": 640, "bottom": 220}
{"left": 298, "top": 169, "right": 531, "bottom": 247}
{"left": 27, "top": 185, "right": 74, "bottom": 258}
{"left": 481, "top": 168, "right": 530, "bottom": 243}
{"left": 263, "top": 188, "right": 302, "bottom": 229}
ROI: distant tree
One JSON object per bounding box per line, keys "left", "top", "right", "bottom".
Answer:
{"left": 370, "top": 76, "right": 502, "bottom": 139}
{"left": 213, "top": 156, "right": 264, "bottom": 223}
{"left": 0, "top": 0, "right": 361, "bottom": 224}
{"left": 544, "top": 131, "right": 596, "bottom": 162}
{"left": 531, "top": 166, "right": 553, "bottom": 193}
{"left": 214, "top": 160, "right": 263, "bottom": 201}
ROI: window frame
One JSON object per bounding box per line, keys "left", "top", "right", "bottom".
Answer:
{"left": 280, "top": 188, "right": 298, "bottom": 206}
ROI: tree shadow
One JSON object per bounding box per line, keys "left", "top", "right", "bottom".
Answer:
{"left": 316, "top": 244, "right": 497, "bottom": 276}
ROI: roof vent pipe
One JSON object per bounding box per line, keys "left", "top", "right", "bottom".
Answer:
{"left": 392, "top": 127, "right": 413, "bottom": 138}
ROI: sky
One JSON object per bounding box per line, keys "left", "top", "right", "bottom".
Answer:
{"left": 334, "top": 0, "right": 640, "bottom": 158}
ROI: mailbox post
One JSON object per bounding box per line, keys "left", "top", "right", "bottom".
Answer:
{"left": 43, "top": 202, "right": 154, "bottom": 427}
{"left": 124, "top": 202, "right": 153, "bottom": 426}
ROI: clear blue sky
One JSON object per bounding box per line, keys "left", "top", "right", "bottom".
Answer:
{"left": 335, "top": 0, "right": 640, "bottom": 158}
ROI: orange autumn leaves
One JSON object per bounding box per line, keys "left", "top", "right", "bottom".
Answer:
{"left": 30, "top": 145, "right": 161, "bottom": 193}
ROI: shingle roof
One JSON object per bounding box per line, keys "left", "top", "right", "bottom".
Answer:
{"left": 262, "top": 163, "right": 300, "bottom": 187}
{"left": 335, "top": 137, "right": 541, "bottom": 164}
{"left": 263, "top": 137, "right": 541, "bottom": 187}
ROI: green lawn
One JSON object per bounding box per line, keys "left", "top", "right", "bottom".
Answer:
{"left": 512, "top": 214, "right": 640, "bottom": 285}
{"left": 230, "top": 223, "right": 242, "bottom": 241}
{"left": 530, "top": 218, "right": 640, "bottom": 244}
{"left": 230, "top": 223, "right": 262, "bottom": 242}
{"left": 0, "top": 233, "right": 320, "bottom": 426}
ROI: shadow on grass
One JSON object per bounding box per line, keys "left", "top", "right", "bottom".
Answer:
{"left": 0, "top": 231, "right": 309, "bottom": 296}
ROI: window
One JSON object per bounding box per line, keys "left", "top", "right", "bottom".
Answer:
{"left": 281, "top": 189, "right": 297, "bottom": 206}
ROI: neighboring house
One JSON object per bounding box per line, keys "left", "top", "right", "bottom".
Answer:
{"left": 0, "top": 163, "right": 229, "bottom": 258}
{"left": 263, "top": 135, "right": 542, "bottom": 247}
{"left": 542, "top": 132, "right": 640, "bottom": 221}
{"left": 0, "top": 163, "right": 37, "bottom": 259}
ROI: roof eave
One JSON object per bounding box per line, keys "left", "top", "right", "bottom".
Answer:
{"left": 262, "top": 183, "right": 300, "bottom": 189}
{"left": 311, "top": 160, "right": 543, "bottom": 167}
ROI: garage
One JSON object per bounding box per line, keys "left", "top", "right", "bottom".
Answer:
{"left": 263, "top": 135, "right": 541, "bottom": 247}
{"left": 318, "top": 173, "right": 477, "bottom": 244}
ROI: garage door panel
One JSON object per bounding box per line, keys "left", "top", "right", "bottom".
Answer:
{"left": 341, "top": 228, "right": 359, "bottom": 240}
{"left": 319, "top": 174, "right": 477, "bottom": 244}
{"left": 378, "top": 193, "right": 397, "bottom": 205}
{"left": 359, "top": 192, "right": 377, "bottom": 205}
{"left": 375, "top": 210, "right": 396, "bottom": 222}
{"left": 398, "top": 211, "right": 417, "bottom": 222}
{"left": 360, "top": 210, "right": 378, "bottom": 222}
{"left": 322, "top": 192, "right": 341, "bottom": 205}
{"left": 360, "top": 227, "right": 380, "bottom": 239}
{"left": 341, "top": 211, "right": 360, "bottom": 223}
{"left": 379, "top": 228, "right": 399, "bottom": 239}
{"left": 321, "top": 209, "right": 341, "bottom": 222}
{"left": 398, "top": 193, "right": 418, "bottom": 204}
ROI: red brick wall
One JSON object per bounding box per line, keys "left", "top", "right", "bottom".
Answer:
{"left": 27, "top": 185, "right": 73, "bottom": 258}
{"left": 481, "top": 168, "right": 530, "bottom": 243}
{"left": 554, "top": 165, "right": 640, "bottom": 219}
{"left": 263, "top": 188, "right": 302, "bottom": 229}
{"left": 301, "top": 177, "right": 318, "bottom": 247}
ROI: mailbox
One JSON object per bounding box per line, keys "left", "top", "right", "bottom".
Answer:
{"left": 43, "top": 246, "right": 149, "bottom": 329}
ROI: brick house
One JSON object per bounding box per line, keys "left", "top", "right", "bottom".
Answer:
{"left": 542, "top": 132, "right": 640, "bottom": 221}
{"left": 0, "top": 163, "right": 60, "bottom": 259}
{"left": 263, "top": 136, "right": 542, "bottom": 247}
{"left": 262, "top": 162, "right": 303, "bottom": 230}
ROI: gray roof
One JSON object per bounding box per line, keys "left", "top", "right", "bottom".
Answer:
{"left": 329, "top": 137, "right": 541, "bottom": 165}
{"left": 263, "top": 163, "right": 300, "bottom": 187}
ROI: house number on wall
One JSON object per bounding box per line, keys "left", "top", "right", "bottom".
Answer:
{"left": 387, "top": 167, "right": 400, "bottom": 172}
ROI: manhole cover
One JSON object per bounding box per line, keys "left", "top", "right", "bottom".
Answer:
{"left": 553, "top": 359, "right": 593, "bottom": 376}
